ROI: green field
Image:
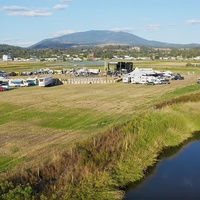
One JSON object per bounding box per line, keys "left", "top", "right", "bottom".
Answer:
{"left": 1, "top": 60, "right": 200, "bottom": 199}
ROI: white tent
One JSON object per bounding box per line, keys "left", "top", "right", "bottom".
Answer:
{"left": 129, "top": 67, "right": 156, "bottom": 76}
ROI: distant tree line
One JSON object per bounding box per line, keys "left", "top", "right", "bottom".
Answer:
{"left": 1, "top": 44, "right": 200, "bottom": 60}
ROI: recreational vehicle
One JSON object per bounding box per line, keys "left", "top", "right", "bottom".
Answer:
{"left": 131, "top": 75, "right": 155, "bottom": 84}
{"left": 38, "top": 76, "right": 54, "bottom": 87}
{"left": 8, "top": 79, "right": 29, "bottom": 87}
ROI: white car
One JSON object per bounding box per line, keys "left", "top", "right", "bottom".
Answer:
{"left": 0, "top": 81, "right": 10, "bottom": 90}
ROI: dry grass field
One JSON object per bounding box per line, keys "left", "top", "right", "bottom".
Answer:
{"left": 0, "top": 60, "right": 200, "bottom": 173}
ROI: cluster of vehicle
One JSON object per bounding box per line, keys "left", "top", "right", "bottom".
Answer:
{"left": 0, "top": 78, "right": 36, "bottom": 91}
{"left": 0, "top": 76, "right": 56, "bottom": 91}
{"left": 6, "top": 67, "right": 101, "bottom": 77}
{"left": 7, "top": 68, "right": 56, "bottom": 76}
{"left": 67, "top": 67, "right": 101, "bottom": 77}
{"left": 145, "top": 78, "right": 170, "bottom": 85}
{"left": 0, "top": 71, "right": 10, "bottom": 91}
{"left": 145, "top": 74, "right": 185, "bottom": 85}
{"left": 8, "top": 78, "right": 38, "bottom": 87}
{"left": 0, "top": 70, "right": 9, "bottom": 91}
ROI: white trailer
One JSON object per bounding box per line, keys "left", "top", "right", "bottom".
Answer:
{"left": 131, "top": 75, "right": 155, "bottom": 84}
{"left": 8, "top": 79, "right": 29, "bottom": 87}
{"left": 38, "top": 76, "right": 54, "bottom": 87}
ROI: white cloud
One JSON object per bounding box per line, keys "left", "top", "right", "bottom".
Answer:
{"left": 8, "top": 9, "right": 52, "bottom": 17}
{"left": 53, "top": 4, "right": 68, "bottom": 10}
{"left": 1, "top": 5, "right": 52, "bottom": 17}
{"left": 146, "top": 24, "right": 161, "bottom": 31}
{"left": 15, "top": 42, "right": 35, "bottom": 47}
{"left": 3, "top": 38, "right": 19, "bottom": 43}
{"left": 1, "top": 5, "right": 28, "bottom": 11}
{"left": 110, "top": 27, "right": 138, "bottom": 32}
{"left": 2, "top": 38, "right": 33, "bottom": 47}
{"left": 52, "top": 30, "right": 76, "bottom": 37}
{"left": 186, "top": 19, "right": 200, "bottom": 25}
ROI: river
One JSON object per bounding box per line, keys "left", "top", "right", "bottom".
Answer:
{"left": 124, "top": 133, "right": 200, "bottom": 200}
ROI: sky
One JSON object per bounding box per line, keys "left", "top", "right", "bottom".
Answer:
{"left": 1, "top": 0, "right": 200, "bottom": 47}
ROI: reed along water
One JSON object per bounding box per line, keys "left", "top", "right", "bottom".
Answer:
{"left": 124, "top": 132, "right": 200, "bottom": 200}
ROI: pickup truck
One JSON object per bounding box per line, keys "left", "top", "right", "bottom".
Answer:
{"left": 171, "top": 74, "right": 184, "bottom": 80}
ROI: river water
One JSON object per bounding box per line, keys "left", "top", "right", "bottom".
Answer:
{"left": 124, "top": 133, "right": 200, "bottom": 200}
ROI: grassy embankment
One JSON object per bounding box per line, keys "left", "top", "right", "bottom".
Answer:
{"left": 0, "top": 61, "right": 200, "bottom": 199}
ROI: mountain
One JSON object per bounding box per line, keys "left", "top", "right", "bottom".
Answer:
{"left": 30, "top": 30, "right": 200, "bottom": 49}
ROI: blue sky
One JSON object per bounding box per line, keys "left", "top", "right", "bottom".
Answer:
{"left": 1, "top": 0, "right": 200, "bottom": 47}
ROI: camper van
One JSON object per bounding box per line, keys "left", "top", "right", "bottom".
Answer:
{"left": 8, "top": 79, "right": 29, "bottom": 87}
{"left": 38, "top": 76, "right": 54, "bottom": 87}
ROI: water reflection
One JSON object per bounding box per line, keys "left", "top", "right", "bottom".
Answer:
{"left": 125, "top": 131, "right": 200, "bottom": 200}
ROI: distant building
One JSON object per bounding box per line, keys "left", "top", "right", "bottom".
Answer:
{"left": 2, "top": 54, "right": 12, "bottom": 61}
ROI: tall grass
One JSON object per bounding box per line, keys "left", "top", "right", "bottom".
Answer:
{"left": 155, "top": 91, "right": 200, "bottom": 109}
{"left": 151, "top": 84, "right": 200, "bottom": 108}
{"left": 1, "top": 95, "right": 200, "bottom": 199}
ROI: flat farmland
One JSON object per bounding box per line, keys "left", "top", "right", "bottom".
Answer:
{"left": 0, "top": 61, "right": 200, "bottom": 172}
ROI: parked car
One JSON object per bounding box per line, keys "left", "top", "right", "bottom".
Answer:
{"left": 26, "top": 80, "right": 37, "bottom": 86}
{"left": 160, "top": 79, "right": 170, "bottom": 84}
{"left": 0, "top": 81, "right": 10, "bottom": 90}
{"left": 153, "top": 79, "right": 162, "bottom": 85}
{"left": 145, "top": 81, "right": 155, "bottom": 85}
{"left": 171, "top": 74, "right": 184, "bottom": 80}
{"left": 0, "top": 86, "right": 4, "bottom": 91}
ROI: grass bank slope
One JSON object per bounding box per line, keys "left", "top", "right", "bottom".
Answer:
{"left": 1, "top": 88, "right": 200, "bottom": 199}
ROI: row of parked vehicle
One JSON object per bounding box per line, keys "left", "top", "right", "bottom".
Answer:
{"left": 144, "top": 73, "right": 185, "bottom": 85}
{"left": 0, "top": 76, "right": 57, "bottom": 91}
{"left": 145, "top": 78, "right": 170, "bottom": 85}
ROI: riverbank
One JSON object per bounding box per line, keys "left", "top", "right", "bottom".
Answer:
{"left": 1, "top": 90, "right": 200, "bottom": 199}
{"left": 125, "top": 131, "right": 200, "bottom": 199}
